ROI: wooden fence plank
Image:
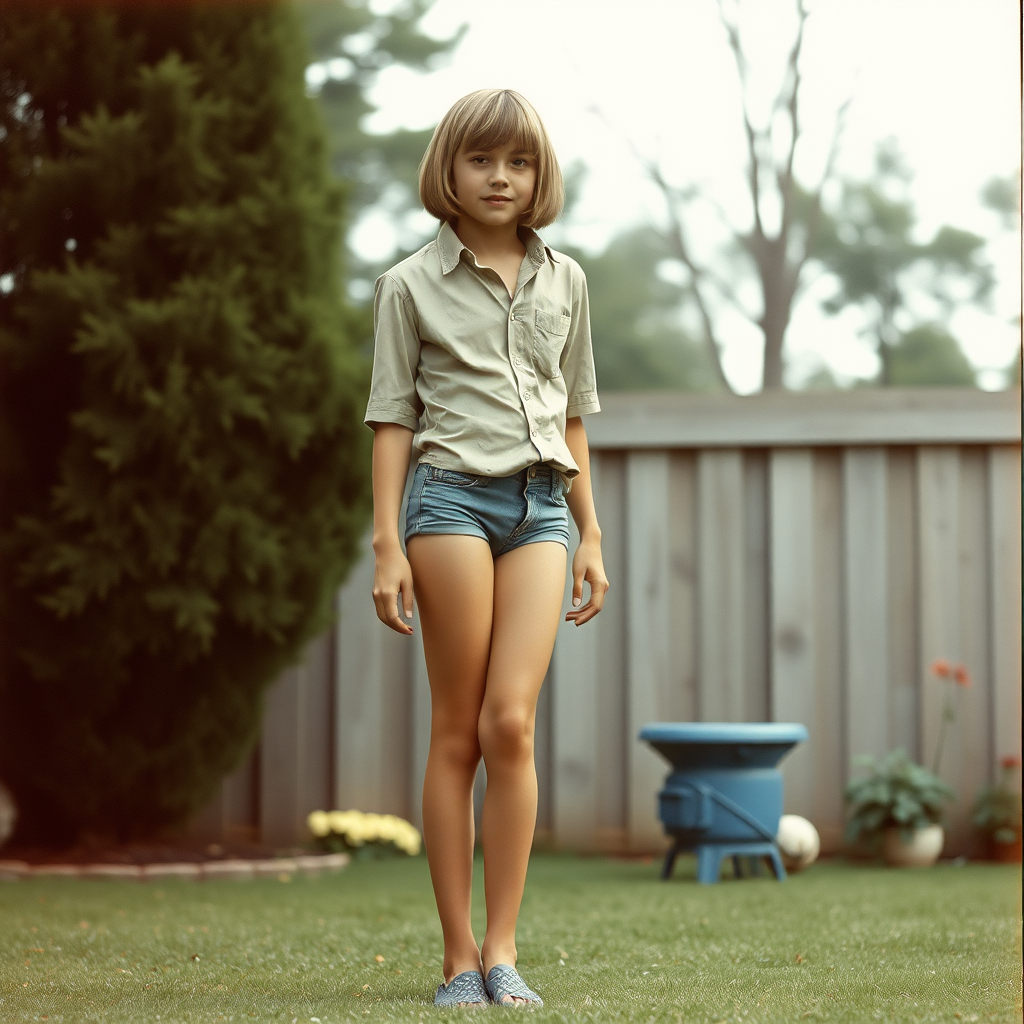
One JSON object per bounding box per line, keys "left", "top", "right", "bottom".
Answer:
{"left": 185, "top": 780, "right": 228, "bottom": 842}
{"left": 378, "top": 625, "right": 413, "bottom": 819}
{"left": 886, "top": 449, "right": 918, "bottom": 756}
{"left": 743, "top": 452, "right": 770, "bottom": 722}
{"left": 336, "top": 530, "right": 385, "bottom": 813}
{"left": 259, "top": 662, "right": 303, "bottom": 846}
{"left": 769, "top": 449, "right": 817, "bottom": 818}
{"left": 916, "top": 448, "right": 961, "bottom": 788}
{"left": 949, "top": 449, "right": 993, "bottom": 854}
{"left": 532, "top": 665, "right": 552, "bottom": 845}
{"left": 595, "top": 452, "right": 628, "bottom": 850}
{"left": 697, "top": 450, "right": 746, "bottom": 721}
{"left": 222, "top": 752, "right": 258, "bottom": 844}
{"left": 409, "top": 622, "right": 431, "bottom": 832}
{"left": 551, "top": 463, "right": 600, "bottom": 850}
{"left": 668, "top": 452, "right": 698, "bottom": 724}
{"left": 299, "top": 631, "right": 334, "bottom": 822}
{"left": 988, "top": 446, "right": 1023, "bottom": 770}
{"left": 813, "top": 451, "right": 845, "bottom": 850}
{"left": 843, "top": 448, "right": 889, "bottom": 763}
{"left": 625, "top": 451, "right": 672, "bottom": 852}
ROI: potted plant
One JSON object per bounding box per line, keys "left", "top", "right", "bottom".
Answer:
{"left": 972, "top": 756, "right": 1022, "bottom": 863}
{"left": 844, "top": 749, "right": 955, "bottom": 866}
{"left": 844, "top": 658, "right": 969, "bottom": 867}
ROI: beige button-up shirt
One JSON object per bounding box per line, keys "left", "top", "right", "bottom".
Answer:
{"left": 364, "top": 222, "right": 600, "bottom": 483}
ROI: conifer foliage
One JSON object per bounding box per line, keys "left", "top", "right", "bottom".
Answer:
{"left": 0, "top": 3, "right": 369, "bottom": 842}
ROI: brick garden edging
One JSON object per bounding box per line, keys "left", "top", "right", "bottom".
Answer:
{"left": 0, "top": 852, "right": 350, "bottom": 882}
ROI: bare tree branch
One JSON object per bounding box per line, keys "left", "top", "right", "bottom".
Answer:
{"left": 597, "top": 0, "right": 855, "bottom": 391}
{"left": 777, "top": 0, "right": 809, "bottom": 240}
{"left": 717, "top": 0, "right": 765, "bottom": 240}
{"left": 644, "top": 158, "right": 735, "bottom": 393}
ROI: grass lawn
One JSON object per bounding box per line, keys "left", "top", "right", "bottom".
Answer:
{"left": 0, "top": 854, "right": 1019, "bottom": 1023}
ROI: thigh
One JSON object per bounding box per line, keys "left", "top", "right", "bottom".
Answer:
{"left": 483, "top": 541, "right": 568, "bottom": 716}
{"left": 407, "top": 534, "right": 495, "bottom": 730}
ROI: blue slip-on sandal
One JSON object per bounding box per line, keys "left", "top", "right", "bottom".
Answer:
{"left": 434, "top": 969, "right": 489, "bottom": 1008}
{"left": 484, "top": 964, "right": 544, "bottom": 1007}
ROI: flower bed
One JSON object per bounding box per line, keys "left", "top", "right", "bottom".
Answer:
{"left": 0, "top": 851, "right": 349, "bottom": 882}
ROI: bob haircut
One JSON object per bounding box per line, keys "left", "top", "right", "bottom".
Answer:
{"left": 419, "top": 89, "right": 564, "bottom": 229}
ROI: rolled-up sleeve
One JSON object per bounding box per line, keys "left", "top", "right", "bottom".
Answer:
{"left": 561, "top": 266, "right": 601, "bottom": 418}
{"left": 364, "top": 274, "right": 423, "bottom": 431}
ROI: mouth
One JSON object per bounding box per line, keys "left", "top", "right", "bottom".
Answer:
{"left": 483, "top": 195, "right": 513, "bottom": 205}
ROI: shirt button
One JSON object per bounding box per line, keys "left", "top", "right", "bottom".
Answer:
{"left": 523, "top": 390, "right": 532, "bottom": 400}
{"left": 510, "top": 313, "right": 517, "bottom": 322}
{"left": 514, "top": 357, "right": 522, "bottom": 366}
{"left": 531, "top": 429, "right": 539, "bottom": 437}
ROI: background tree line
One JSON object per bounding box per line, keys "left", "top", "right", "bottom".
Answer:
{"left": 301, "top": 0, "right": 1018, "bottom": 395}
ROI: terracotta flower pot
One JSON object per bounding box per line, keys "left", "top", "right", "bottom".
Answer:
{"left": 989, "top": 835, "right": 1023, "bottom": 864}
{"left": 881, "top": 824, "right": 944, "bottom": 867}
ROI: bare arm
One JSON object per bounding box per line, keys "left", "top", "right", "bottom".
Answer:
{"left": 370, "top": 422, "right": 416, "bottom": 635}
{"left": 563, "top": 416, "right": 609, "bottom": 626}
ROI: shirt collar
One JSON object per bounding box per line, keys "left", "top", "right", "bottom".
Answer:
{"left": 436, "top": 221, "right": 558, "bottom": 276}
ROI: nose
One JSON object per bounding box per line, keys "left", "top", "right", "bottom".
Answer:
{"left": 489, "top": 170, "right": 508, "bottom": 187}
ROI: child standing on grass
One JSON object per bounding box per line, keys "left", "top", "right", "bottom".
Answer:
{"left": 364, "top": 89, "right": 608, "bottom": 1008}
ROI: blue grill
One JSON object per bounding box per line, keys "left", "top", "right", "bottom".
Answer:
{"left": 639, "top": 723, "right": 808, "bottom": 883}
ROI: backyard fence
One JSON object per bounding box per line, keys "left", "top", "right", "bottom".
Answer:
{"left": 190, "top": 388, "right": 1021, "bottom": 858}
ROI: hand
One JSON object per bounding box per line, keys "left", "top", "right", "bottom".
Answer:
{"left": 372, "top": 545, "right": 415, "bottom": 635}
{"left": 564, "top": 536, "right": 609, "bottom": 627}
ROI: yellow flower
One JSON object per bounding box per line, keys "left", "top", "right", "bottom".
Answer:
{"left": 328, "top": 810, "right": 353, "bottom": 834}
{"left": 307, "top": 810, "right": 331, "bottom": 838}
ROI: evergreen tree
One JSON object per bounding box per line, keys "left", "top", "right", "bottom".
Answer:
{"left": 0, "top": 2, "right": 370, "bottom": 843}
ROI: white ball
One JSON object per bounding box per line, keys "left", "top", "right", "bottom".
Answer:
{"left": 776, "top": 814, "right": 820, "bottom": 871}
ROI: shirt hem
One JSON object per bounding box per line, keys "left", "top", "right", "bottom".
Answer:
{"left": 364, "top": 400, "right": 421, "bottom": 432}
{"left": 566, "top": 393, "right": 602, "bottom": 417}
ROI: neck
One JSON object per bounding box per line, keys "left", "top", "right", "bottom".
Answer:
{"left": 452, "top": 217, "right": 525, "bottom": 261}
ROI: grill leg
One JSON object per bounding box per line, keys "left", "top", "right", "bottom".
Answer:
{"left": 661, "top": 844, "right": 679, "bottom": 880}
{"left": 696, "top": 846, "right": 724, "bottom": 884}
{"left": 767, "top": 845, "right": 787, "bottom": 881}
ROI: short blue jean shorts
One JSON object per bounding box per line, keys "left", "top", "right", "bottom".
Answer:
{"left": 404, "top": 462, "right": 570, "bottom": 556}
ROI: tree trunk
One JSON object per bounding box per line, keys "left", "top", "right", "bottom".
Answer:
{"left": 756, "top": 240, "right": 796, "bottom": 391}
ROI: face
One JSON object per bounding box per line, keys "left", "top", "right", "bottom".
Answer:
{"left": 451, "top": 141, "right": 537, "bottom": 231}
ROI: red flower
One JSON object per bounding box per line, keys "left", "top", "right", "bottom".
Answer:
{"left": 952, "top": 664, "right": 972, "bottom": 688}
{"left": 1000, "top": 754, "right": 1022, "bottom": 770}
{"left": 930, "top": 658, "right": 952, "bottom": 678}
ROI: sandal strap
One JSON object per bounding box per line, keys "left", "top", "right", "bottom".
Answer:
{"left": 434, "top": 969, "right": 488, "bottom": 1006}
{"left": 485, "top": 964, "right": 544, "bottom": 1006}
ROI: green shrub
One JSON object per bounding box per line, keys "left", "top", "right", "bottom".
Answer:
{"left": 0, "top": 3, "right": 370, "bottom": 843}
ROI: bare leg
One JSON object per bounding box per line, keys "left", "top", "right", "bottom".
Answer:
{"left": 407, "top": 534, "right": 494, "bottom": 988}
{"left": 478, "top": 541, "right": 567, "bottom": 1001}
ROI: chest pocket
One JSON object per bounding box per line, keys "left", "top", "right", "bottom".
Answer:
{"left": 533, "top": 309, "right": 570, "bottom": 379}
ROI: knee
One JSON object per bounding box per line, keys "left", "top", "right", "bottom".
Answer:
{"left": 430, "top": 721, "right": 481, "bottom": 773}
{"left": 479, "top": 705, "right": 534, "bottom": 766}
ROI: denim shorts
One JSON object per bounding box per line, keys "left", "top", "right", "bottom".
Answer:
{"left": 404, "top": 462, "right": 570, "bottom": 556}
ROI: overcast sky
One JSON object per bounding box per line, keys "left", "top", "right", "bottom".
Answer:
{"left": 351, "top": 0, "right": 1021, "bottom": 391}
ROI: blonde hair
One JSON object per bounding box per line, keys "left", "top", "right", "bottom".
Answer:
{"left": 418, "top": 89, "right": 564, "bottom": 229}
